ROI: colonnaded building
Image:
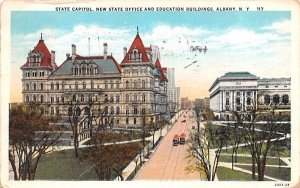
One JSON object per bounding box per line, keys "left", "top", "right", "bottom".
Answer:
{"left": 209, "top": 72, "right": 291, "bottom": 120}
{"left": 20, "top": 31, "right": 169, "bottom": 127}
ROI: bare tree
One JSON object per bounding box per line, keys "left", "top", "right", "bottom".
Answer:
{"left": 9, "top": 104, "right": 63, "bottom": 180}
{"left": 186, "top": 121, "right": 230, "bottom": 181}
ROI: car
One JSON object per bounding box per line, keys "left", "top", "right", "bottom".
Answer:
{"left": 173, "top": 134, "right": 179, "bottom": 146}
{"left": 181, "top": 119, "right": 186, "bottom": 123}
{"left": 179, "top": 133, "right": 186, "bottom": 144}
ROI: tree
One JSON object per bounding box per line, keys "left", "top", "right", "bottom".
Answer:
{"left": 230, "top": 101, "right": 291, "bottom": 181}
{"left": 9, "top": 104, "right": 63, "bottom": 180}
{"left": 186, "top": 121, "right": 230, "bottom": 181}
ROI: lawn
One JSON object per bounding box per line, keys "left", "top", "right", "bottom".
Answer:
{"left": 219, "top": 155, "right": 287, "bottom": 166}
{"left": 35, "top": 142, "right": 142, "bottom": 180}
{"left": 35, "top": 149, "right": 98, "bottom": 180}
{"left": 216, "top": 166, "right": 255, "bottom": 181}
{"left": 236, "top": 165, "right": 291, "bottom": 181}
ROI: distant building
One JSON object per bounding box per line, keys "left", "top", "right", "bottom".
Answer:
{"left": 166, "top": 68, "right": 181, "bottom": 113}
{"left": 208, "top": 72, "right": 290, "bottom": 120}
{"left": 181, "top": 97, "right": 192, "bottom": 110}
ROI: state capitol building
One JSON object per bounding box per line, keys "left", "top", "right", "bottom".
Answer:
{"left": 21, "top": 31, "right": 169, "bottom": 127}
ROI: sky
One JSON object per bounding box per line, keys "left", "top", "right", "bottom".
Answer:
{"left": 10, "top": 11, "right": 291, "bottom": 102}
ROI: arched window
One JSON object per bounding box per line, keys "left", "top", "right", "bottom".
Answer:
{"left": 273, "top": 94, "right": 280, "bottom": 105}
{"left": 142, "top": 93, "right": 146, "bottom": 102}
{"left": 116, "top": 81, "right": 120, "bottom": 89}
{"left": 126, "top": 94, "right": 129, "bottom": 102}
{"left": 33, "top": 95, "right": 37, "bottom": 101}
{"left": 51, "top": 83, "right": 54, "bottom": 90}
{"left": 73, "top": 94, "right": 76, "bottom": 102}
{"left": 116, "top": 106, "right": 120, "bottom": 115}
{"left": 74, "top": 67, "right": 78, "bottom": 75}
{"left": 104, "top": 106, "right": 108, "bottom": 114}
{"left": 82, "top": 66, "right": 86, "bottom": 75}
{"left": 91, "top": 81, "right": 94, "bottom": 89}
{"left": 26, "top": 95, "right": 29, "bottom": 102}
{"left": 40, "top": 83, "right": 43, "bottom": 90}
{"left": 75, "top": 82, "right": 78, "bottom": 89}
{"left": 246, "top": 97, "right": 251, "bottom": 105}
{"left": 110, "top": 95, "right": 114, "bottom": 102}
{"left": 116, "top": 94, "right": 120, "bottom": 102}
{"left": 26, "top": 83, "right": 30, "bottom": 90}
{"left": 142, "top": 80, "right": 146, "bottom": 89}
{"left": 282, "top": 94, "right": 289, "bottom": 105}
{"left": 56, "top": 83, "right": 59, "bottom": 90}
{"left": 56, "top": 107, "right": 59, "bottom": 115}
{"left": 133, "top": 106, "right": 138, "bottom": 114}
{"left": 40, "top": 95, "right": 44, "bottom": 103}
{"left": 134, "top": 80, "right": 137, "bottom": 89}
{"left": 110, "top": 106, "right": 114, "bottom": 115}
{"left": 126, "top": 81, "right": 129, "bottom": 89}
{"left": 264, "top": 95, "right": 270, "bottom": 105}
{"left": 134, "top": 118, "right": 136, "bottom": 124}
{"left": 81, "top": 94, "right": 85, "bottom": 102}
{"left": 126, "top": 118, "right": 129, "bottom": 124}
{"left": 33, "top": 83, "right": 37, "bottom": 91}
{"left": 83, "top": 82, "right": 86, "bottom": 89}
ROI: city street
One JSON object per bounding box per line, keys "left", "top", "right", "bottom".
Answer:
{"left": 135, "top": 111, "right": 202, "bottom": 180}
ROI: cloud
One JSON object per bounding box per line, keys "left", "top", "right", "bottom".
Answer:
{"left": 262, "top": 19, "right": 291, "bottom": 34}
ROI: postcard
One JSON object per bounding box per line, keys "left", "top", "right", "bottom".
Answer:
{"left": 0, "top": 0, "right": 299, "bottom": 188}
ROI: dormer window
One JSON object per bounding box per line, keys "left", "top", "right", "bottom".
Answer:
{"left": 28, "top": 51, "right": 43, "bottom": 66}
{"left": 130, "top": 49, "right": 142, "bottom": 62}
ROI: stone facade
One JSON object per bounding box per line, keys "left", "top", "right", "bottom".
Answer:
{"left": 209, "top": 72, "right": 291, "bottom": 120}
{"left": 20, "top": 32, "right": 168, "bottom": 127}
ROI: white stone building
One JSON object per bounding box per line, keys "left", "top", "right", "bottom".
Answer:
{"left": 209, "top": 72, "right": 290, "bottom": 120}
{"left": 166, "top": 68, "right": 181, "bottom": 113}
{"left": 20, "top": 31, "right": 168, "bottom": 127}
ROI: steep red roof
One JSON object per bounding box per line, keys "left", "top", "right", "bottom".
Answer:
{"left": 154, "top": 59, "right": 168, "bottom": 81}
{"left": 121, "top": 34, "right": 150, "bottom": 64}
{"left": 21, "top": 39, "right": 56, "bottom": 70}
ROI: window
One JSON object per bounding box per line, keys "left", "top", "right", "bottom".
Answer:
{"left": 126, "top": 94, "right": 130, "bottom": 102}
{"left": 266, "top": 85, "right": 269, "bottom": 88}
{"left": 247, "top": 97, "right": 251, "bottom": 105}
{"left": 126, "top": 106, "right": 129, "bottom": 115}
{"left": 142, "top": 80, "right": 146, "bottom": 89}
{"left": 142, "top": 93, "right": 146, "bottom": 102}
{"left": 104, "top": 106, "right": 108, "bottom": 114}
{"left": 33, "top": 83, "right": 37, "bottom": 91}
{"left": 26, "top": 83, "right": 30, "bottom": 90}
{"left": 83, "top": 82, "right": 86, "bottom": 89}
{"left": 126, "top": 118, "right": 129, "bottom": 124}
{"left": 105, "top": 81, "right": 108, "bottom": 89}
{"left": 282, "top": 94, "right": 289, "bottom": 105}
{"left": 134, "top": 93, "right": 138, "bottom": 102}
{"left": 110, "top": 95, "right": 114, "bottom": 102}
{"left": 116, "top": 81, "right": 120, "bottom": 89}
{"left": 116, "top": 106, "right": 120, "bottom": 115}
{"left": 51, "top": 83, "right": 54, "bottom": 90}
{"left": 236, "top": 92, "right": 240, "bottom": 96}
{"left": 116, "top": 94, "right": 120, "bottom": 102}
{"left": 91, "top": 81, "right": 94, "bottom": 89}
{"left": 56, "top": 83, "right": 59, "bottom": 90}
{"left": 33, "top": 95, "right": 37, "bottom": 101}
{"left": 25, "top": 95, "right": 29, "bottom": 102}
{"left": 247, "top": 91, "right": 251, "bottom": 96}
{"left": 62, "top": 82, "right": 65, "bottom": 90}
{"left": 40, "top": 95, "right": 44, "bottom": 103}
{"left": 50, "top": 97, "right": 54, "bottom": 103}
{"left": 81, "top": 94, "right": 85, "bottom": 102}
{"left": 236, "top": 106, "right": 241, "bottom": 111}
{"left": 61, "top": 96, "right": 64, "bottom": 103}
{"left": 56, "top": 97, "right": 59, "bottom": 103}
{"left": 275, "top": 85, "right": 278, "bottom": 88}
{"left": 236, "top": 97, "right": 240, "bottom": 105}
{"left": 126, "top": 81, "right": 129, "bottom": 89}
{"left": 133, "top": 106, "right": 138, "bottom": 114}
{"left": 264, "top": 95, "right": 270, "bottom": 105}
{"left": 134, "top": 118, "right": 136, "bottom": 124}
{"left": 273, "top": 94, "right": 280, "bottom": 105}
{"left": 225, "top": 92, "right": 229, "bottom": 96}
{"left": 134, "top": 80, "right": 137, "bottom": 89}
{"left": 56, "top": 107, "right": 59, "bottom": 115}
{"left": 40, "top": 83, "right": 44, "bottom": 90}
{"left": 50, "top": 107, "right": 54, "bottom": 115}
{"left": 73, "top": 94, "right": 76, "bottom": 102}
{"left": 225, "top": 98, "right": 229, "bottom": 105}
{"left": 75, "top": 82, "right": 78, "bottom": 89}
{"left": 110, "top": 106, "right": 114, "bottom": 115}
{"left": 110, "top": 82, "right": 114, "bottom": 89}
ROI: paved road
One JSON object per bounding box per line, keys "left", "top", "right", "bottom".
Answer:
{"left": 135, "top": 111, "right": 202, "bottom": 180}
